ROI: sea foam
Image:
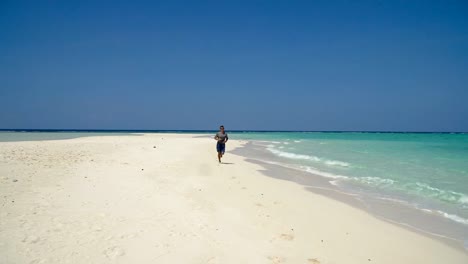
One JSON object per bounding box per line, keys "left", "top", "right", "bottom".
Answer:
{"left": 436, "top": 211, "right": 468, "bottom": 225}
{"left": 267, "top": 147, "right": 350, "bottom": 167}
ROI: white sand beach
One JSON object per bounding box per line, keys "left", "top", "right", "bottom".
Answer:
{"left": 0, "top": 134, "right": 467, "bottom": 264}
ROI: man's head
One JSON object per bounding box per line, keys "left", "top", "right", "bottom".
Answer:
{"left": 220, "top": 125, "right": 225, "bottom": 132}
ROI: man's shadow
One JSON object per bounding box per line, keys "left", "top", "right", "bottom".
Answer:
{"left": 221, "top": 162, "right": 235, "bottom": 165}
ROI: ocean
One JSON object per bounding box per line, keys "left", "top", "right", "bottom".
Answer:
{"left": 232, "top": 132, "right": 468, "bottom": 230}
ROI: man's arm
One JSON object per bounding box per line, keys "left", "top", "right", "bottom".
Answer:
{"left": 224, "top": 134, "right": 228, "bottom": 143}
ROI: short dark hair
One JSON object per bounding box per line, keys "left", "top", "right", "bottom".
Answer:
{"left": 220, "top": 125, "right": 224, "bottom": 128}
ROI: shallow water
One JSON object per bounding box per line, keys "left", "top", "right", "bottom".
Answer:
{"left": 232, "top": 132, "right": 468, "bottom": 228}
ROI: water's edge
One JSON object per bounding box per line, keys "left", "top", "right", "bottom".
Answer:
{"left": 231, "top": 141, "right": 468, "bottom": 253}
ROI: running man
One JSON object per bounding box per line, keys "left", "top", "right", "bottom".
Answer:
{"left": 214, "top": 125, "right": 229, "bottom": 163}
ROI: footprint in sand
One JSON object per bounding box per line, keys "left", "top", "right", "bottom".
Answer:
{"left": 206, "top": 256, "right": 217, "bottom": 264}
{"left": 308, "top": 258, "right": 321, "bottom": 264}
{"left": 268, "top": 256, "right": 285, "bottom": 264}
{"left": 104, "top": 246, "right": 125, "bottom": 259}
{"left": 279, "top": 233, "right": 294, "bottom": 241}
{"left": 22, "top": 235, "right": 40, "bottom": 244}
{"left": 29, "top": 259, "right": 47, "bottom": 264}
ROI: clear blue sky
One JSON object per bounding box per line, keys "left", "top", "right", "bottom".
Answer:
{"left": 1, "top": 0, "right": 467, "bottom": 131}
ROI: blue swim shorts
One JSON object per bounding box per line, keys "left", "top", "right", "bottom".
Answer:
{"left": 216, "top": 142, "right": 226, "bottom": 154}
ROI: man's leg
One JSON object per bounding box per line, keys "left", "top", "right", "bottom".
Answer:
{"left": 218, "top": 152, "right": 222, "bottom": 163}
{"left": 221, "top": 145, "right": 225, "bottom": 159}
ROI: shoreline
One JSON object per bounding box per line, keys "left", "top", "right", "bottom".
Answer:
{"left": 1, "top": 133, "right": 467, "bottom": 263}
{"left": 231, "top": 140, "right": 468, "bottom": 251}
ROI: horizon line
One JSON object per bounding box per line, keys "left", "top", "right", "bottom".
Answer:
{"left": 0, "top": 129, "right": 467, "bottom": 134}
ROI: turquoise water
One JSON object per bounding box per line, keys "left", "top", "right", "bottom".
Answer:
{"left": 0, "top": 132, "right": 136, "bottom": 142}
{"left": 233, "top": 132, "right": 468, "bottom": 226}
{"left": 0, "top": 130, "right": 209, "bottom": 142}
